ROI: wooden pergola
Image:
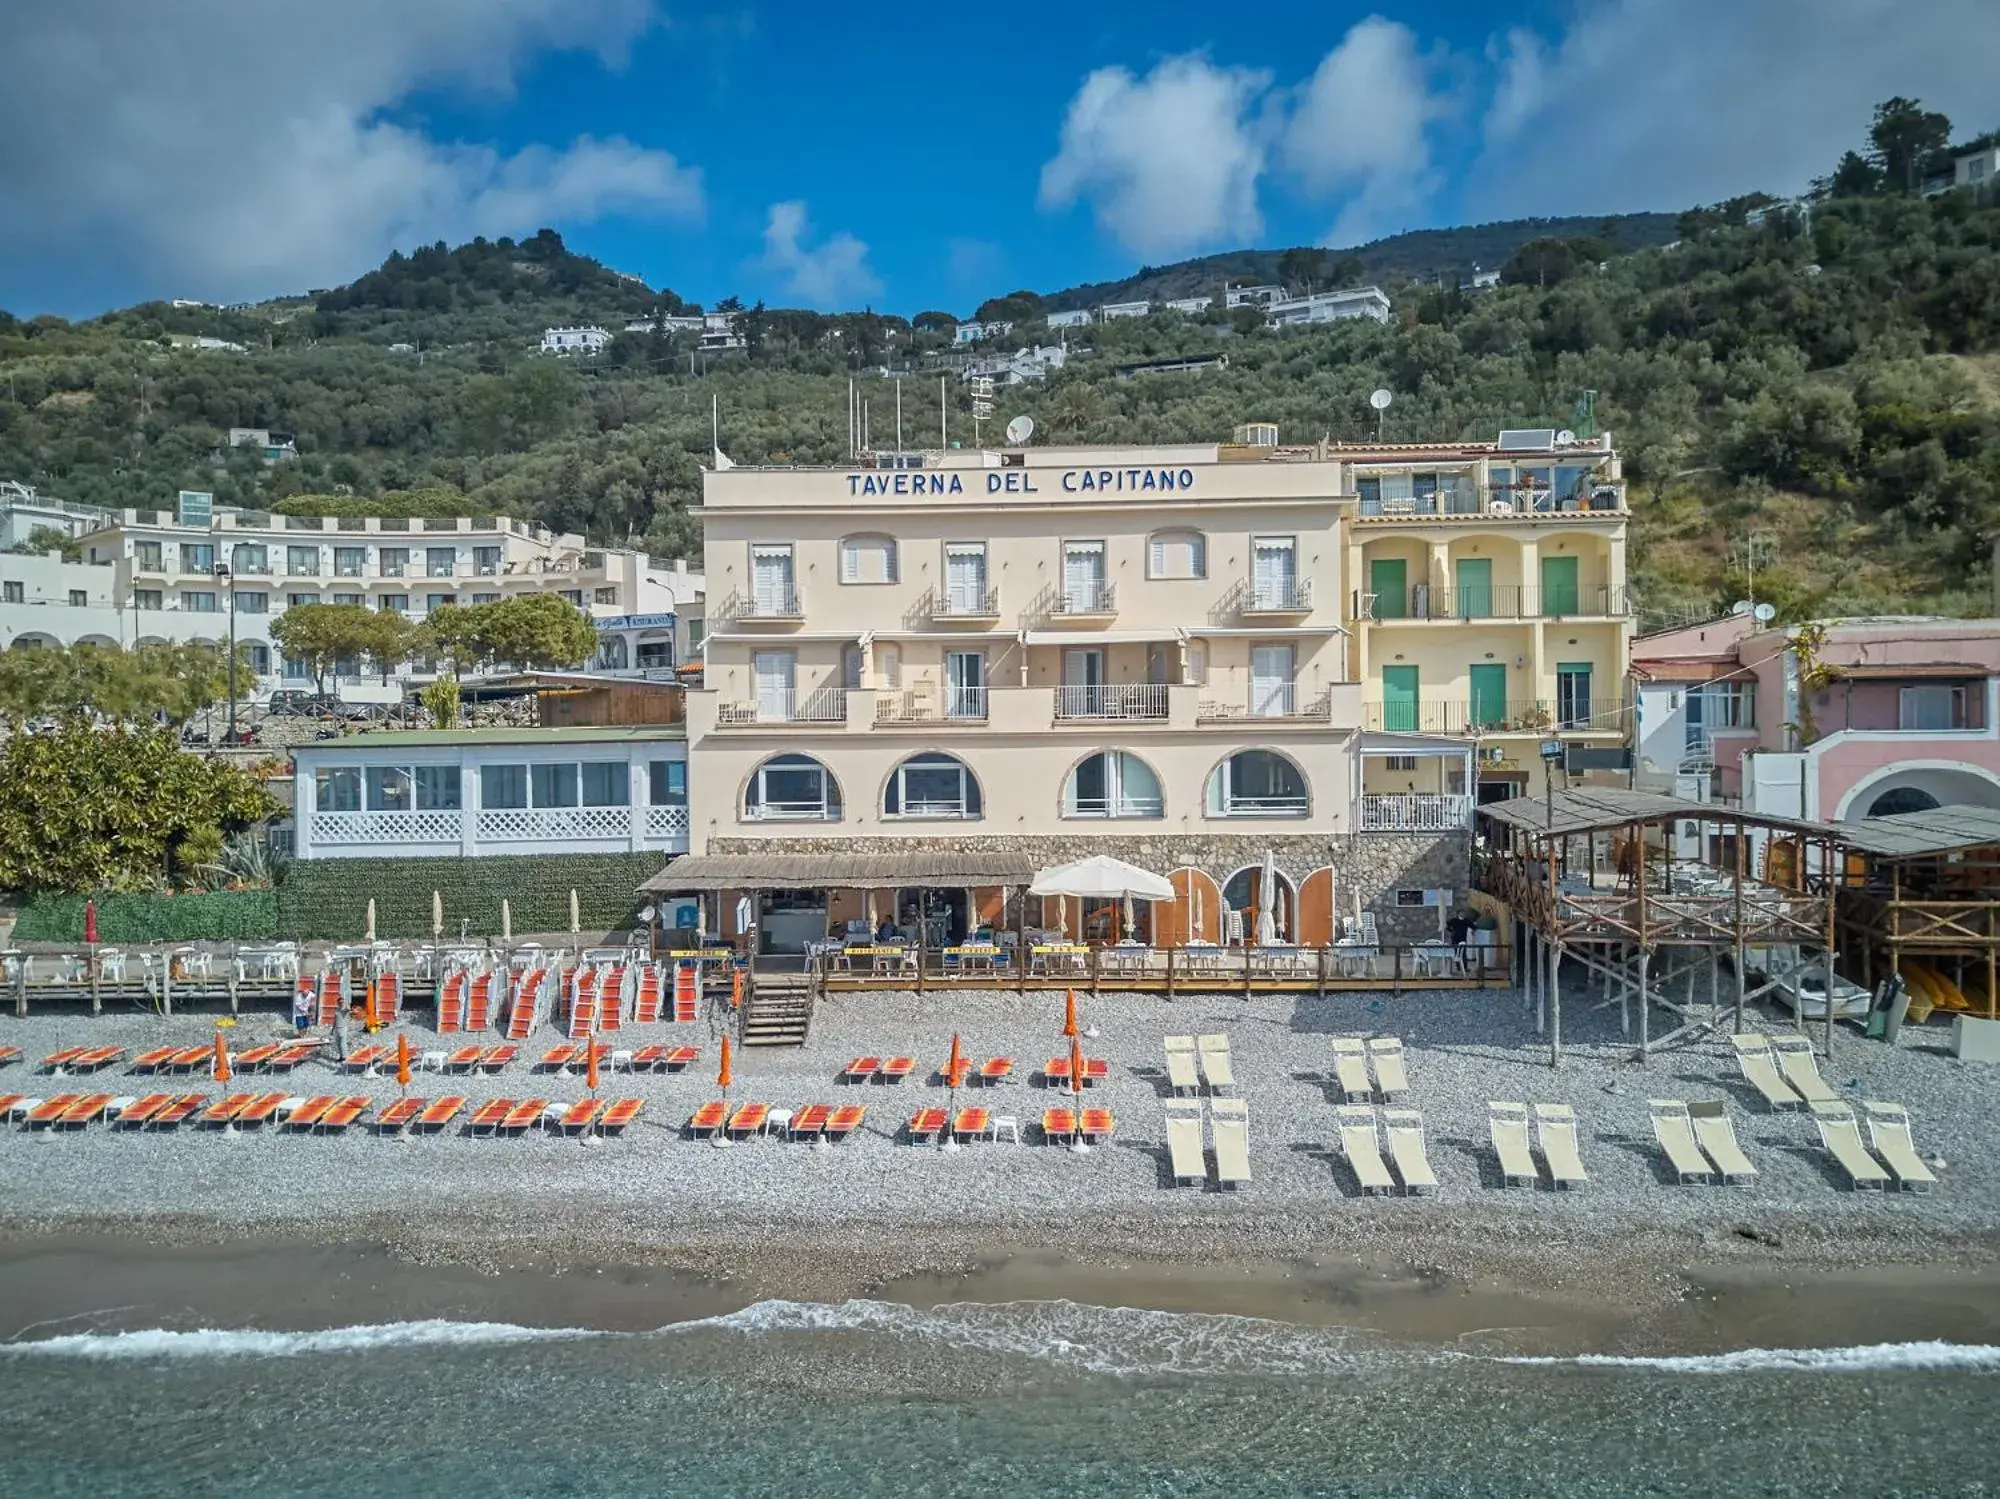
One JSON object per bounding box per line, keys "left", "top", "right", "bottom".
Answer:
{"left": 1476, "top": 789, "right": 1849, "bottom": 1066}
{"left": 1832, "top": 805, "right": 2000, "bottom": 1022}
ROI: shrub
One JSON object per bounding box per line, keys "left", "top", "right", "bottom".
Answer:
{"left": 13, "top": 890, "right": 278, "bottom": 943}
{"left": 275, "top": 853, "right": 661, "bottom": 940}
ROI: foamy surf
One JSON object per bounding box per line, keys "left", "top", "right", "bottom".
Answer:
{"left": 1500, "top": 1341, "right": 2000, "bottom": 1374}
{"left": 3, "top": 1319, "right": 609, "bottom": 1360}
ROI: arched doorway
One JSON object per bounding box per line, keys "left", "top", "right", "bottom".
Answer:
{"left": 1154, "top": 867, "right": 1223, "bottom": 946}
{"left": 1222, "top": 865, "right": 1296, "bottom": 944}
{"left": 1296, "top": 867, "right": 1340, "bottom": 946}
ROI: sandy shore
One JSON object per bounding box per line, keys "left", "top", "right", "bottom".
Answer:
{"left": 3, "top": 982, "right": 1998, "bottom": 1354}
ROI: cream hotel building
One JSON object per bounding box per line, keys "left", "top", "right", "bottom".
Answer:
{"left": 684, "top": 426, "right": 1630, "bottom": 950}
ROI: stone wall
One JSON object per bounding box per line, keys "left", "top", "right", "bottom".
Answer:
{"left": 706, "top": 830, "right": 1469, "bottom": 941}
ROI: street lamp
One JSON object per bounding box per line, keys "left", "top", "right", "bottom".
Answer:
{"left": 212, "top": 558, "right": 237, "bottom": 744}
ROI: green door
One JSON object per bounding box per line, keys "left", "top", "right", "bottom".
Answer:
{"left": 1540, "top": 554, "right": 1579, "bottom": 616}
{"left": 1556, "top": 663, "right": 1592, "bottom": 728}
{"left": 1381, "top": 665, "right": 1420, "bottom": 733}
{"left": 1468, "top": 663, "right": 1508, "bottom": 729}
{"left": 1454, "top": 557, "right": 1493, "bottom": 619}
{"left": 1369, "top": 557, "right": 1407, "bottom": 620}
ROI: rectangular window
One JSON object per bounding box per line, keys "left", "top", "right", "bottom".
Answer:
{"left": 687, "top": 618, "right": 705, "bottom": 652}
{"left": 366, "top": 766, "right": 413, "bottom": 812}
{"left": 183, "top": 590, "right": 218, "bottom": 613}
{"left": 481, "top": 764, "right": 528, "bottom": 809}
{"left": 378, "top": 548, "right": 409, "bottom": 577}
{"left": 68, "top": 589, "right": 88, "bottom": 607}
{"left": 333, "top": 592, "right": 364, "bottom": 607}
{"left": 315, "top": 766, "right": 361, "bottom": 811}
{"left": 231, "top": 544, "right": 269, "bottom": 574}
{"left": 1251, "top": 536, "right": 1299, "bottom": 609}
{"left": 594, "top": 586, "right": 619, "bottom": 604}
{"left": 472, "top": 593, "right": 501, "bottom": 605}
{"left": 379, "top": 594, "right": 408, "bottom": 613}
{"left": 1385, "top": 755, "right": 1418, "bottom": 771}
{"left": 287, "top": 592, "right": 318, "bottom": 608}
{"left": 182, "top": 543, "right": 215, "bottom": 574}
{"left": 233, "top": 591, "right": 268, "bottom": 614}
{"left": 752, "top": 545, "right": 796, "bottom": 613}
{"left": 560, "top": 589, "right": 583, "bottom": 605}
{"left": 1147, "top": 531, "right": 1206, "bottom": 579}
{"left": 1900, "top": 685, "right": 1964, "bottom": 731}
{"left": 2, "top": 582, "right": 21, "bottom": 604}
{"left": 427, "top": 547, "right": 457, "bottom": 577}
{"left": 473, "top": 546, "right": 502, "bottom": 574}
{"left": 580, "top": 762, "right": 628, "bottom": 807}
{"left": 532, "top": 762, "right": 579, "bottom": 808}
{"left": 135, "top": 541, "right": 164, "bottom": 571}
{"left": 289, "top": 546, "right": 323, "bottom": 576}
{"left": 840, "top": 535, "right": 898, "bottom": 584}
{"left": 332, "top": 547, "right": 364, "bottom": 577}
{"left": 135, "top": 589, "right": 163, "bottom": 611}
{"left": 414, "top": 765, "right": 461, "bottom": 810}
{"left": 284, "top": 655, "right": 308, "bottom": 680}
{"left": 648, "top": 760, "right": 688, "bottom": 803}
{"left": 1061, "top": 541, "right": 1108, "bottom": 612}
{"left": 426, "top": 594, "right": 453, "bottom": 613}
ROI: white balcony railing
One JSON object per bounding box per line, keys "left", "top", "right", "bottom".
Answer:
{"left": 1358, "top": 793, "right": 1474, "bottom": 832}
{"left": 1055, "top": 683, "right": 1169, "bottom": 721}
{"left": 307, "top": 805, "right": 689, "bottom": 855}
{"left": 719, "top": 687, "right": 847, "bottom": 726}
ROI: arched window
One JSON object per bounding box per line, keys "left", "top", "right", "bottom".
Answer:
{"left": 839, "top": 534, "right": 899, "bottom": 585}
{"left": 596, "top": 635, "right": 629, "bottom": 670}
{"left": 1146, "top": 528, "right": 1206, "bottom": 580}
{"left": 1868, "top": 786, "right": 1941, "bottom": 818}
{"left": 744, "top": 753, "right": 842, "bottom": 821}
{"left": 884, "top": 751, "right": 981, "bottom": 819}
{"left": 1062, "top": 751, "right": 1164, "bottom": 818}
{"left": 1206, "top": 749, "right": 1308, "bottom": 817}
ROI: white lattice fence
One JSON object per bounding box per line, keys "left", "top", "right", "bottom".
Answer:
{"left": 476, "top": 807, "right": 636, "bottom": 843}
{"left": 310, "top": 811, "right": 464, "bottom": 846}
{"left": 644, "top": 805, "right": 691, "bottom": 849}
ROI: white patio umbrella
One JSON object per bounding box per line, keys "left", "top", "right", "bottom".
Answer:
{"left": 1029, "top": 855, "right": 1174, "bottom": 903}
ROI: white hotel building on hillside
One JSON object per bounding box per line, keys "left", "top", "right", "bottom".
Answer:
{"left": 0, "top": 494, "right": 704, "bottom": 701}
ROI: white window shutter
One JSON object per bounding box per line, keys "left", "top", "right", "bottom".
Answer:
{"left": 1149, "top": 538, "right": 1164, "bottom": 575}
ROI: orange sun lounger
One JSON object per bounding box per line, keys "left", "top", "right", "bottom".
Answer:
{"left": 0, "top": 1045, "right": 20, "bottom": 1065}
{"left": 40, "top": 1048, "right": 89, "bottom": 1072}
{"left": 660, "top": 1045, "right": 697, "bottom": 1071}
{"left": 1044, "top": 1057, "right": 1108, "bottom": 1086}
{"left": 1041, "top": 1107, "right": 1077, "bottom": 1143}
{"left": 0, "top": 1093, "right": 22, "bottom": 1120}
{"left": 469, "top": 1099, "right": 515, "bottom": 1135}
{"left": 115, "top": 1092, "right": 174, "bottom": 1127}
{"left": 377, "top": 1097, "right": 426, "bottom": 1130}
{"left": 500, "top": 1098, "right": 549, "bottom": 1134}
{"left": 825, "top": 1104, "right": 866, "bottom": 1141}
{"left": 539, "top": 1044, "right": 580, "bottom": 1071}
{"left": 477, "top": 1045, "right": 518, "bottom": 1072}
{"left": 232, "top": 1043, "right": 281, "bottom": 1071}
{"left": 843, "top": 1056, "right": 881, "bottom": 1084}
{"left": 149, "top": 1093, "right": 207, "bottom": 1128}
{"left": 318, "top": 1096, "right": 372, "bottom": 1132}
{"left": 598, "top": 1097, "right": 643, "bottom": 1135}
{"left": 201, "top": 1093, "right": 258, "bottom": 1127}
{"left": 342, "top": 1044, "right": 390, "bottom": 1072}
{"left": 1079, "top": 1108, "right": 1116, "bottom": 1142}
{"left": 977, "top": 1057, "right": 1014, "bottom": 1085}
{"left": 69, "top": 1048, "right": 125, "bottom": 1073}
{"left": 57, "top": 1093, "right": 115, "bottom": 1127}
{"left": 444, "top": 1046, "right": 485, "bottom": 1072}
{"left": 908, "top": 1106, "right": 949, "bottom": 1142}
{"left": 167, "top": 1046, "right": 214, "bottom": 1073}
{"left": 880, "top": 1056, "right": 917, "bottom": 1084}
{"left": 628, "top": 1044, "right": 679, "bottom": 1071}
{"left": 24, "top": 1093, "right": 82, "bottom": 1127}
{"left": 940, "top": 1059, "right": 972, "bottom": 1089}
{"left": 265, "top": 1042, "right": 320, "bottom": 1072}
{"left": 788, "top": 1103, "right": 831, "bottom": 1138}
{"left": 235, "top": 1093, "right": 287, "bottom": 1127}
{"left": 726, "top": 1102, "right": 770, "bottom": 1137}
{"left": 952, "top": 1107, "right": 991, "bottom": 1140}
{"left": 687, "top": 1101, "right": 727, "bottom": 1136}
{"left": 417, "top": 1096, "right": 467, "bottom": 1132}
{"left": 284, "top": 1095, "right": 337, "bottom": 1131}
{"left": 558, "top": 1099, "right": 606, "bottom": 1135}
{"left": 131, "top": 1047, "right": 179, "bottom": 1074}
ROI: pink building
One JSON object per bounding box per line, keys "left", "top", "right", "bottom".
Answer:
{"left": 1633, "top": 616, "right": 2000, "bottom": 820}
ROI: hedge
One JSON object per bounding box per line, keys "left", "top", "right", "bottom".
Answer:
{"left": 13, "top": 890, "right": 279, "bottom": 943}
{"left": 274, "top": 853, "right": 662, "bottom": 940}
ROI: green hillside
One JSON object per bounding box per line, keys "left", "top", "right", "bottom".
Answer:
{"left": 2, "top": 184, "right": 1997, "bottom": 624}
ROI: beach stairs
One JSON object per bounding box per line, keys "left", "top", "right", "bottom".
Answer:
{"left": 598, "top": 968, "right": 625, "bottom": 1033}
{"left": 634, "top": 966, "right": 665, "bottom": 1025}
{"left": 374, "top": 972, "right": 401, "bottom": 1023}
{"left": 438, "top": 973, "right": 464, "bottom": 1033}
{"left": 462, "top": 972, "right": 496, "bottom": 1032}
{"left": 314, "top": 971, "right": 344, "bottom": 1027}
{"left": 566, "top": 969, "right": 599, "bottom": 1039}
{"left": 741, "top": 973, "right": 814, "bottom": 1048}
{"left": 506, "top": 968, "right": 548, "bottom": 1041}
{"left": 672, "top": 962, "right": 700, "bottom": 1022}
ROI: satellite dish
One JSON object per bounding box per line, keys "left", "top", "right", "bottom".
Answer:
{"left": 1754, "top": 602, "right": 1776, "bottom": 623}
{"left": 1368, "top": 389, "right": 1394, "bottom": 411}
{"left": 1555, "top": 429, "right": 1576, "bottom": 446}
{"left": 1005, "top": 415, "right": 1035, "bottom": 445}
{"left": 1730, "top": 600, "right": 1753, "bottom": 616}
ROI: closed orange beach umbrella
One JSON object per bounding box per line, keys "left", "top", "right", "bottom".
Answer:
{"left": 1068, "top": 1035, "right": 1085, "bottom": 1100}
{"left": 395, "top": 1031, "right": 412, "bottom": 1092}
{"left": 586, "top": 1035, "right": 600, "bottom": 1095}
{"left": 718, "top": 1032, "right": 733, "bottom": 1091}
{"left": 946, "top": 1031, "right": 964, "bottom": 1088}
{"left": 212, "top": 1030, "right": 231, "bottom": 1085}
{"left": 1062, "top": 988, "right": 1079, "bottom": 1040}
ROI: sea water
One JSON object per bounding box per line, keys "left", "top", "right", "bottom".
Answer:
{"left": 4, "top": 1300, "right": 1998, "bottom": 1497}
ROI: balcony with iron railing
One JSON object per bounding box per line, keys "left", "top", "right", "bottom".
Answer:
{"left": 1055, "top": 682, "right": 1168, "bottom": 721}
{"left": 1357, "top": 792, "right": 1475, "bottom": 832}
{"left": 1196, "top": 684, "right": 1335, "bottom": 723}
{"left": 1354, "top": 482, "right": 1626, "bottom": 521}
{"left": 1052, "top": 581, "right": 1117, "bottom": 619}
{"left": 716, "top": 686, "right": 847, "bottom": 726}
{"left": 929, "top": 585, "right": 1002, "bottom": 621}
{"left": 876, "top": 685, "right": 990, "bottom": 724}
{"left": 1362, "top": 697, "right": 1626, "bottom": 735}
{"left": 722, "top": 587, "right": 805, "bottom": 623}
{"left": 1229, "top": 577, "right": 1314, "bottom": 618}
{"left": 1356, "top": 582, "right": 1630, "bottom": 623}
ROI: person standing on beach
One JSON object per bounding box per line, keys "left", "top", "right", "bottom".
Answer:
{"left": 331, "top": 999, "right": 349, "bottom": 1061}
{"left": 292, "top": 985, "right": 311, "bottom": 1032}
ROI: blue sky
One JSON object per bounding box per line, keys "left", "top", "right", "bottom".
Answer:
{"left": 3, "top": 0, "right": 1997, "bottom": 319}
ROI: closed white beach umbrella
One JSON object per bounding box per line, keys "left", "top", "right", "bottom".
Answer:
{"left": 1122, "top": 891, "right": 1136, "bottom": 942}
{"left": 570, "top": 888, "right": 581, "bottom": 936}
{"left": 501, "top": 898, "right": 512, "bottom": 943}
{"left": 431, "top": 889, "right": 444, "bottom": 939}
{"left": 1256, "top": 850, "right": 1278, "bottom": 947}
{"left": 365, "top": 898, "right": 377, "bottom": 944}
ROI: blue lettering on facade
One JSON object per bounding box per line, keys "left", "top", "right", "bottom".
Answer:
{"left": 852, "top": 469, "right": 1189, "bottom": 496}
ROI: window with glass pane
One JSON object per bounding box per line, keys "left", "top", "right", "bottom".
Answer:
{"left": 379, "top": 548, "right": 409, "bottom": 575}
{"left": 580, "top": 762, "right": 628, "bottom": 806}
{"left": 745, "top": 754, "right": 839, "bottom": 819}
{"left": 183, "top": 591, "right": 217, "bottom": 612}
{"left": 482, "top": 764, "right": 528, "bottom": 809}
{"left": 649, "top": 760, "right": 688, "bottom": 803}
{"left": 886, "top": 752, "right": 980, "bottom": 818}
{"left": 184, "top": 544, "right": 215, "bottom": 572}
{"left": 365, "top": 767, "right": 412, "bottom": 811}
{"left": 1207, "top": 750, "right": 1307, "bottom": 815}
{"left": 1063, "top": 750, "right": 1163, "bottom": 818}
{"left": 333, "top": 547, "right": 364, "bottom": 576}
{"left": 531, "top": 763, "right": 579, "bottom": 807}
{"left": 333, "top": 593, "right": 363, "bottom": 607}
{"left": 414, "top": 766, "right": 461, "bottom": 809}
{"left": 136, "top": 542, "right": 163, "bottom": 570}
{"left": 315, "top": 767, "right": 361, "bottom": 811}
{"left": 234, "top": 592, "right": 268, "bottom": 613}
{"left": 291, "top": 546, "right": 323, "bottom": 575}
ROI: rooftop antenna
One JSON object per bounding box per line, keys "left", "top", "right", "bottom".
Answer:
{"left": 939, "top": 375, "right": 948, "bottom": 448}
{"left": 895, "top": 376, "right": 904, "bottom": 454}
{"left": 970, "top": 377, "right": 994, "bottom": 446}
{"left": 1369, "top": 388, "right": 1393, "bottom": 442}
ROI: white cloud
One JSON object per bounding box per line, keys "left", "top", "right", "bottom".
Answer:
{"left": 1039, "top": 56, "right": 1270, "bottom": 258}
{"left": 0, "top": 0, "right": 703, "bottom": 304}
{"left": 759, "top": 201, "right": 880, "bottom": 309}
{"left": 1470, "top": 0, "right": 2000, "bottom": 216}
{"left": 1281, "top": 16, "right": 1455, "bottom": 247}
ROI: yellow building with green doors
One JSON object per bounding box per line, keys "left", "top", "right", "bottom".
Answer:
{"left": 1340, "top": 430, "right": 1634, "bottom": 803}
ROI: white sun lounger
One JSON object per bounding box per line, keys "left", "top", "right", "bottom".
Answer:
{"left": 1163, "top": 1035, "right": 1201, "bottom": 1098}
{"left": 1489, "top": 1101, "right": 1538, "bottom": 1187}
{"left": 1381, "top": 1108, "right": 1439, "bottom": 1195}
{"left": 1336, "top": 1104, "right": 1395, "bottom": 1195}
{"left": 1769, "top": 1035, "right": 1840, "bottom": 1107}
{"left": 1730, "top": 1034, "right": 1802, "bottom": 1111}
{"left": 1330, "top": 1037, "right": 1372, "bottom": 1100}
{"left": 1211, "top": 1097, "right": 1251, "bottom": 1189}
{"left": 1196, "top": 1034, "right": 1236, "bottom": 1094}
{"left": 1366, "top": 1037, "right": 1409, "bottom": 1100}
{"left": 1649, "top": 1099, "right": 1714, "bottom": 1184}
{"left": 1811, "top": 1101, "right": 1890, "bottom": 1190}
{"left": 1687, "top": 1099, "right": 1757, "bottom": 1183}
{"left": 1861, "top": 1102, "right": 1936, "bottom": 1192}
{"left": 1534, "top": 1103, "right": 1588, "bottom": 1188}
{"left": 1163, "top": 1102, "right": 1208, "bottom": 1186}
